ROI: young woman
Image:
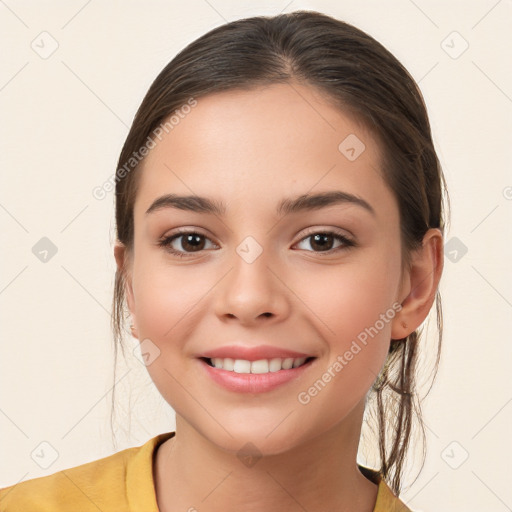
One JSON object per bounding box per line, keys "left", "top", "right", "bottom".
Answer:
{"left": 0, "top": 10, "right": 447, "bottom": 511}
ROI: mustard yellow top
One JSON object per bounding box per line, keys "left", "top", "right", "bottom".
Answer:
{"left": 0, "top": 431, "right": 412, "bottom": 511}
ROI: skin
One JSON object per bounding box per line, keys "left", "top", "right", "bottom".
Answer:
{"left": 114, "top": 82, "right": 443, "bottom": 512}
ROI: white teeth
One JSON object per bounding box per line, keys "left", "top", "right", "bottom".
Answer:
{"left": 212, "top": 357, "right": 223, "bottom": 369}
{"left": 233, "top": 359, "right": 251, "bottom": 373}
{"left": 209, "top": 357, "right": 310, "bottom": 373}
{"left": 268, "top": 358, "right": 282, "bottom": 372}
{"left": 282, "top": 358, "right": 294, "bottom": 370}
{"left": 293, "top": 357, "right": 306, "bottom": 368}
{"left": 249, "top": 359, "right": 268, "bottom": 374}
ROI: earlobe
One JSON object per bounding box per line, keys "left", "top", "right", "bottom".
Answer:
{"left": 129, "top": 322, "right": 138, "bottom": 339}
{"left": 114, "top": 242, "right": 138, "bottom": 337}
{"left": 391, "top": 229, "right": 444, "bottom": 340}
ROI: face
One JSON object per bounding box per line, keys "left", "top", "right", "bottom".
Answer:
{"left": 121, "top": 83, "right": 407, "bottom": 455}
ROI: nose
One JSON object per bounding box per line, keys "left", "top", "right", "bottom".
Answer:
{"left": 214, "top": 247, "right": 291, "bottom": 326}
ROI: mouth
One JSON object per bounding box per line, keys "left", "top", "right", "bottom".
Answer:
{"left": 199, "top": 356, "right": 317, "bottom": 373}
{"left": 198, "top": 355, "right": 317, "bottom": 393}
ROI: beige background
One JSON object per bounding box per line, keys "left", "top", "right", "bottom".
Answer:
{"left": 1, "top": 1, "right": 511, "bottom": 510}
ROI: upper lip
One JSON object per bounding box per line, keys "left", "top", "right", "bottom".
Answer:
{"left": 199, "top": 344, "right": 315, "bottom": 362}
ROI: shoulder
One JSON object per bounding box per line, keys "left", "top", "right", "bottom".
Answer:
{"left": 0, "top": 445, "right": 135, "bottom": 511}
{"left": 0, "top": 435, "right": 165, "bottom": 512}
{"left": 375, "top": 481, "right": 413, "bottom": 512}
{"left": 358, "top": 465, "right": 414, "bottom": 512}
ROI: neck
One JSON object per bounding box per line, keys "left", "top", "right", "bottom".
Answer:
{"left": 154, "top": 400, "right": 378, "bottom": 512}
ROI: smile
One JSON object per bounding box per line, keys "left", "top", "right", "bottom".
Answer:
{"left": 198, "top": 356, "right": 317, "bottom": 393}
{"left": 202, "top": 356, "right": 315, "bottom": 373}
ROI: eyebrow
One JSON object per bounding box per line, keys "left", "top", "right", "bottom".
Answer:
{"left": 145, "top": 191, "right": 376, "bottom": 217}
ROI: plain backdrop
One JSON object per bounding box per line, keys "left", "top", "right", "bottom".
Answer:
{"left": 1, "top": 1, "right": 511, "bottom": 510}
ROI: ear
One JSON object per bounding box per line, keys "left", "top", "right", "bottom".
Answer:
{"left": 391, "top": 228, "right": 444, "bottom": 340}
{"left": 114, "top": 242, "right": 138, "bottom": 339}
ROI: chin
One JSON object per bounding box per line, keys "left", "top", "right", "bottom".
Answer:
{"left": 225, "top": 435, "right": 300, "bottom": 460}
{"left": 197, "top": 421, "right": 304, "bottom": 459}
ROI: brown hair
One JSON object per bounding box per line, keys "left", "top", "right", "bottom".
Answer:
{"left": 111, "top": 10, "right": 449, "bottom": 497}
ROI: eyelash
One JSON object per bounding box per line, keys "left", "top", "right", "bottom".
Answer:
{"left": 157, "top": 228, "right": 356, "bottom": 259}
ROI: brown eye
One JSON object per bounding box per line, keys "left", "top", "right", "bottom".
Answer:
{"left": 158, "top": 231, "right": 217, "bottom": 257}
{"left": 295, "top": 231, "right": 355, "bottom": 254}
{"left": 176, "top": 233, "right": 206, "bottom": 252}
{"left": 309, "top": 233, "right": 335, "bottom": 251}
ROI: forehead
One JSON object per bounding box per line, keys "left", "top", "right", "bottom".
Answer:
{"left": 134, "top": 83, "right": 394, "bottom": 220}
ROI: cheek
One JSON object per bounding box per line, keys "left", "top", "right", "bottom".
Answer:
{"left": 291, "top": 249, "right": 400, "bottom": 402}
{"left": 130, "top": 254, "right": 212, "bottom": 413}
{"left": 292, "top": 262, "right": 397, "bottom": 430}
{"left": 296, "top": 250, "right": 401, "bottom": 347}
{"left": 132, "top": 252, "right": 214, "bottom": 341}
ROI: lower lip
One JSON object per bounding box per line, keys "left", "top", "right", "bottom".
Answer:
{"left": 198, "top": 358, "right": 316, "bottom": 393}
